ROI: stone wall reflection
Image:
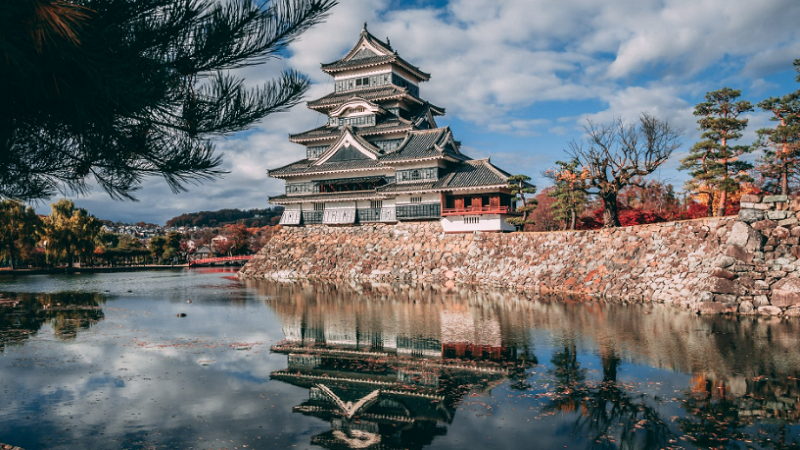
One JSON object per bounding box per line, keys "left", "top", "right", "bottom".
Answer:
{"left": 248, "top": 280, "right": 800, "bottom": 449}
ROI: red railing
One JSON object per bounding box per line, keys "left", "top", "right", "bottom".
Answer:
{"left": 441, "top": 205, "right": 513, "bottom": 216}
{"left": 189, "top": 255, "right": 253, "bottom": 267}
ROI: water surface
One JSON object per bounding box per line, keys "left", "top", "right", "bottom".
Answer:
{"left": 0, "top": 269, "right": 798, "bottom": 449}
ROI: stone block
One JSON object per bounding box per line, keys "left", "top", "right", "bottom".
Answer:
{"left": 779, "top": 217, "right": 800, "bottom": 227}
{"left": 754, "top": 295, "right": 770, "bottom": 306}
{"left": 763, "top": 195, "right": 789, "bottom": 203}
{"left": 739, "top": 300, "right": 754, "bottom": 314}
{"left": 726, "top": 222, "right": 764, "bottom": 251}
{"left": 731, "top": 263, "right": 755, "bottom": 272}
{"left": 741, "top": 194, "right": 762, "bottom": 203}
{"left": 770, "top": 277, "right": 800, "bottom": 307}
{"left": 698, "top": 302, "right": 729, "bottom": 315}
{"left": 706, "top": 277, "right": 744, "bottom": 295}
{"left": 758, "top": 305, "right": 782, "bottom": 315}
{"left": 772, "top": 226, "right": 791, "bottom": 239}
{"left": 754, "top": 280, "right": 770, "bottom": 290}
{"left": 752, "top": 220, "right": 778, "bottom": 231}
{"left": 737, "top": 275, "right": 755, "bottom": 288}
{"left": 792, "top": 226, "right": 800, "bottom": 237}
{"left": 738, "top": 209, "right": 765, "bottom": 223}
{"left": 715, "top": 294, "right": 738, "bottom": 305}
{"left": 767, "top": 210, "right": 791, "bottom": 220}
{"left": 713, "top": 256, "right": 736, "bottom": 268}
{"left": 711, "top": 268, "right": 736, "bottom": 280}
{"left": 724, "top": 245, "right": 754, "bottom": 263}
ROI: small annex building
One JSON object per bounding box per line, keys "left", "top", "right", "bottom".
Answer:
{"left": 269, "top": 24, "right": 526, "bottom": 233}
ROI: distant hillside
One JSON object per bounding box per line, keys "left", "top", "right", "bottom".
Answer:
{"left": 166, "top": 207, "right": 283, "bottom": 228}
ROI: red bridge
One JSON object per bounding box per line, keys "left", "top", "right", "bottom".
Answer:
{"left": 188, "top": 255, "right": 253, "bottom": 267}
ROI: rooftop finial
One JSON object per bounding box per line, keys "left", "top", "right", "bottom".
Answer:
{"left": 363, "top": 21, "right": 367, "bottom": 31}
{"left": 386, "top": 37, "right": 391, "bottom": 48}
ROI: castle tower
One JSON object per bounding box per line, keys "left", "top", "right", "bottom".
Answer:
{"left": 269, "top": 25, "right": 523, "bottom": 232}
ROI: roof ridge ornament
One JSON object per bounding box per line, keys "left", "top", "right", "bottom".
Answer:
{"left": 363, "top": 21, "right": 368, "bottom": 31}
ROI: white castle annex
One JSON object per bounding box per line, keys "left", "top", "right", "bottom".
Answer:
{"left": 270, "top": 24, "right": 524, "bottom": 233}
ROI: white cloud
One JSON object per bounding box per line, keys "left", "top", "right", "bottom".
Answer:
{"left": 38, "top": 0, "right": 800, "bottom": 222}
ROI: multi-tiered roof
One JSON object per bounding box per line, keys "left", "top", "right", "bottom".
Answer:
{"left": 268, "top": 24, "right": 519, "bottom": 216}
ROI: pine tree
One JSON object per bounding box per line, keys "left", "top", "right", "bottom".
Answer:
{"left": 755, "top": 65, "right": 800, "bottom": 195}
{"left": 0, "top": 0, "right": 337, "bottom": 201}
{"left": 505, "top": 175, "right": 537, "bottom": 230}
{"left": 546, "top": 159, "right": 587, "bottom": 230}
{"left": 680, "top": 88, "right": 753, "bottom": 217}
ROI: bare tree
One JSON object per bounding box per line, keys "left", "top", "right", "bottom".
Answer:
{"left": 567, "top": 113, "right": 682, "bottom": 227}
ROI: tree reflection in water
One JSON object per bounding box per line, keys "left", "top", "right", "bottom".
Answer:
{"left": 546, "top": 341, "right": 673, "bottom": 450}
{"left": 0, "top": 291, "right": 105, "bottom": 351}
{"left": 679, "top": 375, "right": 800, "bottom": 449}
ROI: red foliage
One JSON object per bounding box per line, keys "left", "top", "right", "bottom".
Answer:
{"left": 681, "top": 201, "right": 708, "bottom": 220}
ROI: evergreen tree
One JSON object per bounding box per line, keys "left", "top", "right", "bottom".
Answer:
{"left": 680, "top": 88, "right": 753, "bottom": 217}
{"left": 0, "top": 200, "right": 42, "bottom": 269}
{"left": 546, "top": 159, "right": 587, "bottom": 230}
{"left": 505, "top": 175, "right": 537, "bottom": 230}
{"left": 755, "top": 65, "right": 800, "bottom": 196}
{"left": 0, "top": 0, "right": 337, "bottom": 201}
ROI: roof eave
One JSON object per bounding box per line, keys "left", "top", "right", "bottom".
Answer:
{"left": 269, "top": 166, "right": 389, "bottom": 178}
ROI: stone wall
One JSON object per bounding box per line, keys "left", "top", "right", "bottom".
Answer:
{"left": 238, "top": 195, "right": 800, "bottom": 316}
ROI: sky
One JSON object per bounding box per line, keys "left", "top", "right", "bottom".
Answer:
{"left": 43, "top": 0, "right": 800, "bottom": 224}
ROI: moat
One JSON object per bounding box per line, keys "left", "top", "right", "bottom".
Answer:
{"left": 1, "top": 269, "right": 799, "bottom": 449}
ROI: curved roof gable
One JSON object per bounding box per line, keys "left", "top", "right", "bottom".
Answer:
{"left": 328, "top": 97, "right": 386, "bottom": 118}
{"left": 321, "top": 25, "right": 431, "bottom": 81}
{"left": 313, "top": 127, "right": 382, "bottom": 166}
{"left": 379, "top": 127, "right": 464, "bottom": 162}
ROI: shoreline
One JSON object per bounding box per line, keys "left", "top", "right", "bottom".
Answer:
{"left": 0, "top": 265, "right": 188, "bottom": 276}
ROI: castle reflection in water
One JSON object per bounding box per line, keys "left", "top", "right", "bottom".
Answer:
{"left": 250, "top": 281, "right": 800, "bottom": 450}
{"left": 263, "top": 282, "right": 535, "bottom": 450}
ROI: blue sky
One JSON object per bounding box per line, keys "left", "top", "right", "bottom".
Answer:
{"left": 47, "top": 0, "right": 800, "bottom": 224}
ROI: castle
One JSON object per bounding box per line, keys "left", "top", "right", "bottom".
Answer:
{"left": 270, "top": 24, "right": 524, "bottom": 232}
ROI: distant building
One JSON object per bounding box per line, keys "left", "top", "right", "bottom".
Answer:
{"left": 194, "top": 246, "right": 213, "bottom": 259}
{"left": 268, "top": 24, "right": 528, "bottom": 233}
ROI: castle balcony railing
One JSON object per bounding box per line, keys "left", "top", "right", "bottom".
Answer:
{"left": 302, "top": 211, "right": 324, "bottom": 224}
{"left": 357, "top": 207, "right": 396, "bottom": 223}
{"left": 396, "top": 203, "right": 441, "bottom": 220}
{"left": 441, "top": 206, "right": 513, "bottom": 216}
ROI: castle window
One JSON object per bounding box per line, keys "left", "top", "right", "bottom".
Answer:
{"left": 370, "top": 200, "right": 383, "bottom": 209}
{"left": 313, "top": 203, "right": 325, "bottom": 211}
{"left": 410, "top": 197, "right": 422, "bottom": 204}
{"left": 307, "top": 146, "right": 327, "bottom": 159}
{"left": 396, "top": 167, "right": 437, "bottom": 183}
{"left": 465, "top": 216, "right": 480, "bottom": 224}
{"left": 335, "top": 73, "right": 392, "bottom": 92}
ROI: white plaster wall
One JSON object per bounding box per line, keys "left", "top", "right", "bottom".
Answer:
{"left": 333, "top": 67, "right": 391, "bottom": 80}
{"left": 395, "top": 193, "right": 440, "bottom": 205}
{"left": 440, "top": 215, "right": 515, "bottom": 233}
{"left": 392, "top": 161, "right": 445, "bottom": 169}
{"left": 326, "top": 201, "right": 358, "bottom": 210}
